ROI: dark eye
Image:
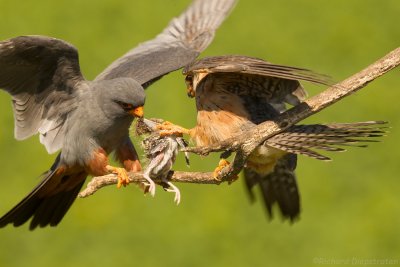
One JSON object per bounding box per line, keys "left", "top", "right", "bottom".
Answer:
{"left": 185, "top": 75, "right": 193, "bottom": 86}
{"left": 116, "top": 101, "right": 134, "bottom": 111}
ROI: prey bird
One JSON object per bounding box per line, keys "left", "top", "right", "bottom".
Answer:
{"left": 137, "top": 118, "right": 190, "bottom": 205}
{"left": 157, "top": 55, "right": 386, "bottom": 221}
{"left": 0, "top": 0, "right": 236, "bottom": 230}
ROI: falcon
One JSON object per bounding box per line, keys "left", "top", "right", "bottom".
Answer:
{"left": 0, "top": 0, "right": 236, "bottom": 230}
{"left": 158, "top": 55, "right": 386, "bottom": 221}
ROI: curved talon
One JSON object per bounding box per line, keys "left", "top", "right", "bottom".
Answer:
{"left": 164, "top": 181, "right": 181, "bottom": 205}
{"left": 213, "top": 159, "right": 230, "bottom": 180}
{"left": 213, "top": 159, "right": 238, "bottom": 182}
{"left": 155, "top": 121, "right": 190, "bottom": 137}
{"left": 106, "top": 166, "right": 130, "bottom": 188}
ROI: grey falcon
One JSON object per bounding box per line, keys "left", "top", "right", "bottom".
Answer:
{"left": 0, "top": 0, "right": 236, "bottom": 230}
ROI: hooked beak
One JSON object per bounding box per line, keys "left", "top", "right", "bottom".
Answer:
{"left": 130, "top": 106, "right": 144, "bottom": 118}
{"left": 187, "top": 87, "right": 195, "bottom": 98}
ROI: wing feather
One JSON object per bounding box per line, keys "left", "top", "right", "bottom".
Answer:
{"left": 186, "top": 55, "right": 334, "bottom": 110}
{"left": 0, "top": 35, "right": 84, "bottom": 153}
{"left": 95, "top": 0, "right": 237, "bottom": 87}
{"left": 184, "top": 55, "right": 332, "bottom": 85}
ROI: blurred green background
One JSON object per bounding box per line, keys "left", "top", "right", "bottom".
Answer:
{"left": 0, "top": 0, "right": 399, "bottom": 266}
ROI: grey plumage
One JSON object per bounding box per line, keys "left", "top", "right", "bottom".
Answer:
{"left": 0, "top": 0, "right": 236, "bottom": 229}
{"left": 95, "top": 0, "right": 237, "bottom": 86}
{"left": 0, "top": 36, "right": 83, "bottom": 153}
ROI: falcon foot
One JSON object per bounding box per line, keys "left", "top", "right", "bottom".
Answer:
{"left": 213, "top": 159, "right": 238, "bottom": 183}
{"left": 156, "top": 121, "right": 190, "bottom": 137}
{"left": 142, "top": 173, "right": 156, "bottom": 197}
{"left": 106, "top": 166, "right": 130, "bottom": 188}
{"left": 163, "top": 180, "right": 181, "bottom": 205}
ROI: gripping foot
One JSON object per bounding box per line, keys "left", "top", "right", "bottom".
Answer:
{"left": 106, "top": 166, "right": 130, "bottom": 188}
{"left": 156, "top": 121, "right": 190, "bottom": 137}
{"left": 213, "top": 159, "right": 238, "bottom": 183}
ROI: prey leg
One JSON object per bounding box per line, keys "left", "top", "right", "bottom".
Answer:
{"left": 163, "top": 179, "right": 181, "bottom": 205}
{"left": 142, "top": 171, "right": 156, "bottom": 197}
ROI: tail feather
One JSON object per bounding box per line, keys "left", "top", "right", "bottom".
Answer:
{"left": 244, "top": 154, "right": 300, "bottom": 221}
{"left": 30, "top": 178, "right": 85, "bottom": 229}
{"left": 266, "top": 121, "right": 387, "bottom": 160}
{"left": 0, "top": 167, "right": 87, "bottom": 230}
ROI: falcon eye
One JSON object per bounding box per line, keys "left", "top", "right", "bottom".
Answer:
{"left": 185, "top": 75, "right": 196, "bottom": 98}
{"left": 185, "top": 75, "right": 193, "bottom": 87}
{"left": 116, "top": 101, "right": 134, "bottom": 111}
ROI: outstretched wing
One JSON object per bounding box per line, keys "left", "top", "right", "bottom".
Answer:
{"left": 95, "top": 0, "right": 236, "bottom": 88}
{"left": 185, "top": 55, "right": 333, "bottom": 110}
{"left": 0, "top": 35, "right": 85, "bottom": 153}
{"left": 184, "top": 55, "right": 332, "bottom": 85}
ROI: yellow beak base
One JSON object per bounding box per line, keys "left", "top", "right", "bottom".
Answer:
{"left": 130, "top": 106, "right": 144, "bottom": 118}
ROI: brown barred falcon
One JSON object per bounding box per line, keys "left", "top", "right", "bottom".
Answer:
{"left": 158, "top": 55, "right": 385, "bottom": 221}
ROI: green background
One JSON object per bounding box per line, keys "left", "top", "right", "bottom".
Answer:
{"left": 0, "top": 0, "right": 399, "bottom": 266}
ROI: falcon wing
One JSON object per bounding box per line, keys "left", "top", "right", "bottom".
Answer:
{"left": 95, "top": 0, "right": 236, "bottom": 88}
{"left": 184, "top": 55, "right": 332, "bottom": 85}
{"left": 0, "top": 35, "right": 85, "bottom": 153}
{"left": 184, "top": 55, "right": 333, "bottom": 109}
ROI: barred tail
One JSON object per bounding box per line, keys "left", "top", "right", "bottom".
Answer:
{"left": 266, "top": 121, "right": 387, "bottom": 160}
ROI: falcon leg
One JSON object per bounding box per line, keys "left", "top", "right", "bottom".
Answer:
{"left": 106, "top": 165, "right": 130, "bottom": 188}
{"left": 114, "top": 137, "right": 144, "bottom": 190}
{"left": 156, "top": 121, "right": 190, "bottom": 137}
{"left": 115, "top": 137, "right": 142, "bottom": 172}
{"left": 162, "top": 179, "right": 181, "bottom": 205}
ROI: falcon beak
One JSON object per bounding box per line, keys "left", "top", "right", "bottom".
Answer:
{"left": 187, "top": 87, "right": 196, "bottom": 98}
{"left": 130, "top": 106, "right": 144, "bottom": 118}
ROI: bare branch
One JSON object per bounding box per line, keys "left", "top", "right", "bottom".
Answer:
{"left": 78, "top": 171, "right": 216, "bottom": 198}
{"left": 80, "top": 47, "right": 400, "bottom": 197}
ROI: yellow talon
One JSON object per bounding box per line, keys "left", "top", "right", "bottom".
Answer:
{"left": 213, "top": 159, "right": 239, "bottom": 183}
{"left": 213, "top": 159, "right": 230, "bottom": 180}
{"left": 107, "top": 166, "right": 130, "bottom": 188}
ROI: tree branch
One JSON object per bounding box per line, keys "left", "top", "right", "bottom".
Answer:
{"left": 79, "top": 47, "right": 400, "bottom": 198}
{"left": 79, "top": 171, "right": 215, "bottom": 198}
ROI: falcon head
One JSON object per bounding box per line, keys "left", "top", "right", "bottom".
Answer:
{"left": 94, "top": 78, "right": 145, "bottom": 119}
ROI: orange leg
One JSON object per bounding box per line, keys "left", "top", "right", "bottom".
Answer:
{"left": 106, "top": 165, "right": 130, "bottom": 188}
{"left": 87, "top": 147, "right": 135, "bottom": 189}
{"left": 156, "top": 121, "right": 191, "bottom": 137}
{"left": 213, "top": 159, "right": 239, "bottom": 183}
{"left": 114, "top": 137, "right": 143, "bottom": 189}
